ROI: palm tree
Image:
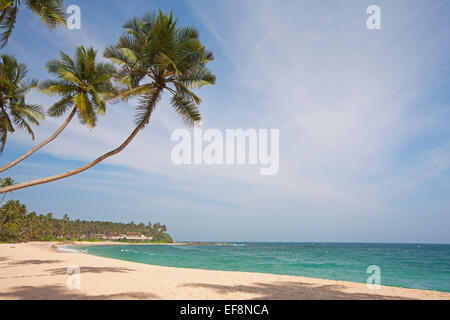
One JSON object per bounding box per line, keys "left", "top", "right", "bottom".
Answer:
{"left": 43, "top": 212, "right": 53, "bottom": 237}
{"left": 104, "top": 10, "right": 216, "bottom": 127}
{"left": 0, "top": 46, "right": 116, "bottom": 173}
{"left": 0, "top": 178, "right": 14, "bottom": 231}
{"left": 0, "top": 10, "right": 216, "bottom": 194}
{"left": 0, "top": 54, "right": 44, "bottom": 153}
{"left": 0, "top": 176, "right": 13, "bottom": 203}
{"left": 62, "top": 213, "right": 69, "bottom": 238}
{"left": 0, "top": 199, "right": 24, "bottom": 234}
{"left": 0, "top": 0, "right": 67, "bottom": 48}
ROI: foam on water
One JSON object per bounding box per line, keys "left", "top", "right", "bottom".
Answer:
{"left": 74, "top": 242, "right": 450, "bottom": 293}
{"left": 55, "top": 245, "right": 82, "bottom": 253}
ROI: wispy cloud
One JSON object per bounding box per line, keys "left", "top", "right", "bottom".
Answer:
{"left": 3, "top": 0, "right": 449, "bottom": 242}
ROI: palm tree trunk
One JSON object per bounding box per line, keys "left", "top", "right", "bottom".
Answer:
{"left": 0, "top": 9, "right": 8, "bottom": 24}
{"left": 0, "top": 107, "right": 78, "bottom": 173}
{"left": 0, "top": 2, "right": 13, "bottom": 24}
{"left": 0, "top": 214, "right": 8, "bottom": 231}
{"left": 0, "top": 88, "right": 162, "bottom": 194}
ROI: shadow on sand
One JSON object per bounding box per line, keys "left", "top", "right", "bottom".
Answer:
{"left": 0, "top": 258, "right": 64, "bottom": 268}
{"left": 0, "top": 285, "right": 159, "bottom": 300}
{"left": 0, "top": 257, "right": 149, "bottom": 299}
{"left": 45, "top": 266, "right": 137, "bottom": 275}
{"left": 181, "top": 281, "right": 418, "bottom": 300}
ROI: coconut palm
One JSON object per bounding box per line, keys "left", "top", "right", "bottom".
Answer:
{"left": 0, "top": 0, "right": 67, "bottom": 48}
{"left": 0, "top": 198, "right": 173, "bottom": 241}
{"left": 0, "top": 10, "right": 215, "bottom": 194}
{"left": 104, "top": 10, "right": 216, "bottom": 127}
{"left": 0, "top": 46, "right": 116, "bottom": 173}
{"left": 0, "top": 54, "right": 44, "bottom": 153}
{"left": 0, "top": 177, "right": 13, "bottom": 230}
{"left": 0, "top": 176, "right": 13, "bottom": 203}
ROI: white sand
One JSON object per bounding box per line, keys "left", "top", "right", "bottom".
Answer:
{"left": 0, "top": 242, "right": 449, "bottom": 300}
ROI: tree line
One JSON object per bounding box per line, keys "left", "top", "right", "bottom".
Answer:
{"left": 0, "top": 1, "right": 215, "bottom": 195}
{"left": 0, "top": 199, "right": 173, "bottom": 243}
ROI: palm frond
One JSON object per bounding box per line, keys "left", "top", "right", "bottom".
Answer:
{"left": 177, "top": 65, "right": 216, "bottom": 88}
{"left": 134, "top": 90, "right": 160, "bottom": 125}
{"left": 0, "top": 54, "right": 44, "bottom": 152}
{"left": 90, "top": 62, "right": 116, "bottom": 84}
{"left": 0, "top": 115, "right": 9, "bottom": 153}
{"left": 171, "top": 94, "right": 201, "bottom": 126}
{"left": 47, "top": 95, "right": 73, "bottom": 117}
{"left": 58, "top": 51, "right": 75, "bottom": 71}
{"left": 104, "top": 10, "right": 216, "bottom": 129}
{"left": 10, "top": 102, "right": 45, "bottom": 123}
{"left": 0, "top": 106, "right": 13, "bottom": 132}
{"left": 0, "top": 1, "right": 14, "bottom": 11}
{"left": 58, "top": 68, "right": 85, "bottom": 87}
{"left": 173, "top": 81, "right": 201, "bottom": 104}
{"left": 41, "top": 46, "right": 114, "bottom": 128}
{"left": 175, "top": 26, "right": 199, "bottom": 42}
{"left": 38, "top": 79, "right": 76, "bottom": 96}
{"left": 0, "top": 5, "right": 17, "bottom": 48}
{"left": 103, "top": 46, "right": 130, "bottom": 66}
{"left": 10, "top": 109, "right": 37, "bottom": 139}
{"left": 74, "top": 91, "right": 96, "bottom": 127}
{"left": 25, "top": 0, "right": 67, "bottom": 28}
{"left": 18, "top": 78, "right": 39, "bottom": 95}
{"left": 89, "top": 91, "right": 106, "bottom": 115}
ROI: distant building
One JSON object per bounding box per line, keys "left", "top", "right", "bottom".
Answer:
{"left": 105, "top": 232, "right": 123, "bottom": 240}
{"left": 124, "top": 232, "right": 153, "bottom": 241}
{"left": 84, "top": 232, "right": 152, "bottom": 241}
{"left": 95, "top": 232, "right": 154, "bottom": 241}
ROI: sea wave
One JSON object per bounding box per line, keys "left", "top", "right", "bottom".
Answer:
{"left": 55, "top": 245, "right": 82, "bottom": 253}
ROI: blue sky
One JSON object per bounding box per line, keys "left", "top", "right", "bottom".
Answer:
{"left": 2, "top": 0, "right": 449, "bottom": 242}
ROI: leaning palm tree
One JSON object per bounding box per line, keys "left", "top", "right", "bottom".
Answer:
{"left": 0, "top": 54, "right": 44, "bottom": 153}
{"left": 0, "top": 46, "right": 116, "bottom": 173}
{"left": 0, "top": 10, "right": 216, "bottom": 194}
{"left": 0, "top": 0, "right": 67, "bottom": 48}
{"left": 105, "top": 10, "right": 216, "bottom": 127}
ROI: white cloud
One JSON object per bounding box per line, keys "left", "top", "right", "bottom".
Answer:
{"left": 5, "top": 0, "right": 450, "bottom": 241}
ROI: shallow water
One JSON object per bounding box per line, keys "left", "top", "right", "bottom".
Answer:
{"left": 75, "top": 242, "right": 450, "bottom": 292}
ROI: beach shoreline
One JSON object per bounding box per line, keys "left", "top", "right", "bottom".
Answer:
{"left": 0, "top": 242, "right": 449, "bottom": 300}
{"left": 42, "top": 240, "right": 231, "bottom": 246}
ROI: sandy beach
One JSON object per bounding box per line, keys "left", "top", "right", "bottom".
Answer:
{"left": 0, "top": 242, "right": 449, "bottom": 300}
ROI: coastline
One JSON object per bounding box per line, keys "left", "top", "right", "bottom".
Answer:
{"left": 0, "top": 242, "right": 449, "bottom": 300}
{"left": 52, "top": 240, "right": 230, "bottom": 246}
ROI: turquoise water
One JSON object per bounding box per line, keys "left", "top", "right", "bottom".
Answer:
{"left": 76, "top": 242, "right": 450, "bottom": 293}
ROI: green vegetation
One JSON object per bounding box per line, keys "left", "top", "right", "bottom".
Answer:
{"left": 0, "top": 0, "right": 67, "bottom": 48}
{"left": 41, "top": 46, "right": 115, "bottom": 128}
{"left": 0, "top": 9, "right": 215, "bottom": 194}
{"left": 0, "top": 199, "right": 173, "bottom": 243}
{"left": 118, "top": 236, "right": 173, "bottom": 244}
{"left": 0, "top": 7, "right": 215, "bottom": 237}
{"left": 0, "top": 55, "right": 44, "bottom": 153}
{"left": 0, "top": 47, "right": 115, "bottom": 173}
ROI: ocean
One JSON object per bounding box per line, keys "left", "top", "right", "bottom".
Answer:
{"left": 75, "top": 242, "right": 450, "bottom": 293}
